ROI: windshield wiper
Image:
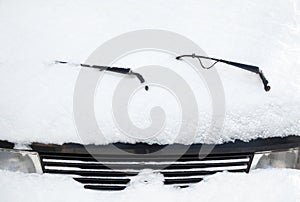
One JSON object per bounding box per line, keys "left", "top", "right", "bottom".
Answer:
{"left": 176, "top": 54, "right": 271, "bottom": 92}
{"left": 55, "top": 60, "right": 148, "bottom": 90}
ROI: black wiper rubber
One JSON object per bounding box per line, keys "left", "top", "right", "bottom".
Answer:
{"left": 176, "top": 54, "right": 271, "bottom": 92}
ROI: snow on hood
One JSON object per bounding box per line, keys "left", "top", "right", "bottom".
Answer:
{"left": 0, "top": 0, "right": 300, "bottom": 145}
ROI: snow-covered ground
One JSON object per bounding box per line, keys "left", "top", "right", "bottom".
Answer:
{"left": 0, "top": 0, "right": 300, "bottom": 145}
{"left": 1, "top": 169, "right": 300, "bottom": 202}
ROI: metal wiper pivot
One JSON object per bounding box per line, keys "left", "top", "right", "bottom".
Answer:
{"left": 55, "top": 60, "right": 148, "bottom": 90}
{"left": 176, "top": 54, "right": 271, "bottom": 92}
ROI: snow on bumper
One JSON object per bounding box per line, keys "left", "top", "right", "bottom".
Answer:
{"left": 1, "top": 169, "right": 300, "bottom": 202}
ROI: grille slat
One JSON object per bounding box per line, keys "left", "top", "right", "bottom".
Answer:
{"left": 40, "top": 153, "right": 252, "bottom": 162}
{"left": 42, "top": 157, "right": 250, "bottom": 164}
{"left": 40, "top": 152, "right": 253, "bottom": 191}
{"left": 162, "top": 169, "right": 248, "bottom": 177}
{"left": 74, "top": 177, "right": 130, "bottom": 184}
{"left": 43, "top": 161, "right": 248, "bottom": 170}
{"left": 44, "top": 169, "right": 137, "bottom": 177}
{"left": 84, "top": 185, "right": 126, "bottom": 191}
{"left": 165, "top": 178, "right": 203, "bottom": 185}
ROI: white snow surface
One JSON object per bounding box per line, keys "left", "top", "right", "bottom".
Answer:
{"left": 0, "top": 0, "right": 300, "bottom": 144}
{"left": 1, "top": 169, "right": 300, "bottom": 202}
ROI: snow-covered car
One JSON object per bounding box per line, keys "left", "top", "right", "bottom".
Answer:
{"left": 1, "top": 136, "right": 300, "bottom": 191}
{"left": 1, "top": 1, "right": 300, "bottom": 202}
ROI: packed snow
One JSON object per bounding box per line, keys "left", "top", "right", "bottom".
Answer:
{"left": 0, "top": 0, "right": 300, "bottom": 145}
{"left": 1, "top": 169, "right": 300, "bottom": 202}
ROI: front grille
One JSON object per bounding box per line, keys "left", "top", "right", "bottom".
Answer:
{"left": 40, "top": 152, "right": 254, "bottom": 191}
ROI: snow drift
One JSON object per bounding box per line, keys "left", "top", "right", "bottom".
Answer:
{"left": 1, "top": 169, "right": 300, "bottom": 202}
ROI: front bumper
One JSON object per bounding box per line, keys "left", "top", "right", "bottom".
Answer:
{"left": 1, "top": 136, "right": 300, "bottom": 190}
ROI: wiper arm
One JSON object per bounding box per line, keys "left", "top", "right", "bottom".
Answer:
{"left": 55, "top": 60, "right": 148, "bottom": 90}
{"left": 176, "top": 54, "right": 271, "bottom": 92}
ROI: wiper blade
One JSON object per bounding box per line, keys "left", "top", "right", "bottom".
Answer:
{"left": 55, "top": 60, "right": 148, "bottom": 90}
{"left": 176, "top": 54, "right": 271, "bottom": 92}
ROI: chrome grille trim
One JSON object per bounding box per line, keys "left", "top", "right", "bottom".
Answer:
{"left": 44, "top": 165, "right": 248, "bottom": 172}
{"left": 42, "top": 158, "right": 250, "bottom": 164}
